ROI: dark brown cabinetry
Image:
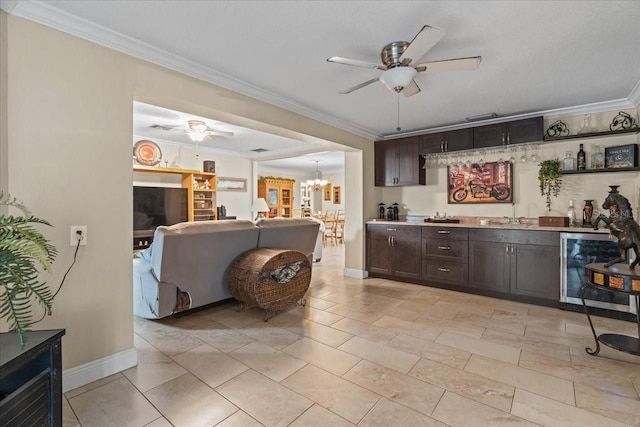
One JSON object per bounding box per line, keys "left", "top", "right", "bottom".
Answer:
{"left": 421, "top": 227, "right": 468, "bottom": 286}
{"left": 421, "top": 128, "right": 473, "bottom": 154}
{"left": 0, "top": 329, "right": 65, "bottom": 426}
{"left": 473, "top": 117, "right": 543, "bottom": 148}
{"left": 468, "top": 229, "right": 560, "bottom": 301}
{"left": 374, "top": 139, "right": 425, "bottom": 186}
{"left": 367, "top": 224, "right": 421, "bottom": 279}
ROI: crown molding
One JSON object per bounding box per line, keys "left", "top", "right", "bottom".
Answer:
{"left": 9, "top": 1, "right": 381, "bottom": 141}
{"left": 0, "top": 0, "right": 19, "bottom": 14}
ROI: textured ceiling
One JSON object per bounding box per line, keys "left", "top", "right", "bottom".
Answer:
{"left": 5, "top": 0, "right": 640, "bottom": 174}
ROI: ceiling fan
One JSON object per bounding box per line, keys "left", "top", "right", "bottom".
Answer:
{"left": 327, "top": 25, "right": 481, "bottom": 97}
{"left": 150, "top": 119, "right": 234, "bottom": 142}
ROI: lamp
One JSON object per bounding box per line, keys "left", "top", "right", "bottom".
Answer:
{"left": 252, "top": 198, "right": 270, "bottom": 221}
{"left": 305, "top": 161, "right": 328, "bottom": 192}
{"left": 379, "top": 67, "right": 417, "bottom": 92}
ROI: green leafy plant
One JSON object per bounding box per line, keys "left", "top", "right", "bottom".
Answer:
{"left": 0, "top": 194, "right": 57, "bottom": 347}
{"left": 538, "top": 159, "right": 562, "bottom": 211}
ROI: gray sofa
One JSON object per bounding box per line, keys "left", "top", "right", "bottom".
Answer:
{"left": 133, "top": 218, "right": 319, "bottom": 319}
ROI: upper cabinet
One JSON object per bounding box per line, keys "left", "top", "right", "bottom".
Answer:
{"left": 473, "top": 117, "right": 543, "bottom": 148}
{"left": 422, "top": 128, "right": 473, "bottom": 154}
{"left": 375, "top": 138, "right": 425, "bottom": 187}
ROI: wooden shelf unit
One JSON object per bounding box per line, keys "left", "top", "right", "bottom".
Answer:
{"left": 258, "top": 177, "right": 294, "bottom": 218}
{"left": 133, "top": 167, "right": 217, "bottom": 221}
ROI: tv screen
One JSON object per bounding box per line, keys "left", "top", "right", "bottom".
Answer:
{"left": 133, "top": 186, "right": 188, "bottom": 231}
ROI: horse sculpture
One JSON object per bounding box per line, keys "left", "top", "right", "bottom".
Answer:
{"left": 592, "top": 189, "right": 640, "bottom": 268}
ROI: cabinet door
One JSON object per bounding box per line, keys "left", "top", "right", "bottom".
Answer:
{"left": 375, "top": 141, "right": 397, "bottom": 186}
{"left": 510, "top": 244, "right": 560, "bottom": 300}
{"left": 393, "top": 237, "right": 421, "bottom": 279}
{"left": 468, "top": 240, "right": 510, "bottom": 292}
{"left": 506, "top": 117, "right": 543, "bottom": 145}
{"left": 396, "top": 137, "right": 425, "bottom": 186}
{"left": 421, "top": 133, "right": 444, "bottom": 154}
{"left": 473, "top": 123, "right": 505, "bottom": 148}
{"left": 444, "top": 128, "right": 473, "bottom": 152}
{"left": 367, "top": 234, "right": 393, "bottom": 275}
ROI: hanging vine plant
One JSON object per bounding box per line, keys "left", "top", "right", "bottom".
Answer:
{"left": 538, "top": 159, "right": 562, "bottom": 211}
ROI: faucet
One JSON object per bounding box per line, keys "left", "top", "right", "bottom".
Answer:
{"left": 505, "top": 203, "right": 521, "bottom": 224}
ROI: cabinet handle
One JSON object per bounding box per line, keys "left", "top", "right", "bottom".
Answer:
{"left": 437, "top": 230, "right": 451, "bottom": 234}
{"left": 437, "top": 267, "right": 450, "bottom": 272}
{"left": 505, "top": 245, "right": 509, "bottom": 255}
{"left": 510, "top": 245, "right": 514, "bottom": 255}
{"left": 501, "top": 133, "right": 506, "bottom": 145}
{"left": 440, "top": 141, "right": 444, "bottom": 152}
{"left": 387, "top": 236, "right": 391, "bottom": 246}
{"left": 506, "top": 132, "right": 511, "bottom": 145}
{"left": 386, "top": 228, "right": 397, "bottom": 231}
{"left": 445, "top": 140, "right": 449, "bottom": 151}
{"left": 391, "top": 236, "right": 395, "bottom": 246}
{"left": 437, "top": 246, "right": 451, "bottom": 250}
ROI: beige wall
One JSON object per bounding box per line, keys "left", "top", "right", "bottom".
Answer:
{"left": 3, "top": 14, "right": 374, "bottom": 370}
{"left": 1, "top": 11, "right": 8, "bottom": 197}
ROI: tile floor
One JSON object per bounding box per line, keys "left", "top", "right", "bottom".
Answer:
{"left": 65, "top": 245, "right": 640, "bottom": 426}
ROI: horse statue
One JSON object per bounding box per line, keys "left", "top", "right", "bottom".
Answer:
{"left": 592, "top": 187, "right": 640, "bottom": 268}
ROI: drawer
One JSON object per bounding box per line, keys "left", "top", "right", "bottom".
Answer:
{"left": 368, "top": 224, "right": 420, "bottom": 240}
{"left": 422, "top": 227, "right": 468, "bottom": 240}
{"left": 469, "top": 228, "right": 559, "bottom": 246}
{"left": 423, "top": 261, "right": 468, "bottom": 286}
{"left": 423, "top": 238, "right": 468, "bottom": 262}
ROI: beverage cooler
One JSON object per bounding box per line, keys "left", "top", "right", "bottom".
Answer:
{"left": 560, "top": 232, "right": 637, "bottom": 314}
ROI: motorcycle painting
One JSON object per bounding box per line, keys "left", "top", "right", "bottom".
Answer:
{"left": 448, "top": 161, "right": 513, "bottom": 204}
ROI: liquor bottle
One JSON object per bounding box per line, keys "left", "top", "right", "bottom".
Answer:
{"left": 563, "top": 151, "right": 574, "bottom": 171}
{"left": 567, "top": 199, "right": 576, "bottom": 227}
{"left": 577, "top": 144, "right": 586, "bottom": 170}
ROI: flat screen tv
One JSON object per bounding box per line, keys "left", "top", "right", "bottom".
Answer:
{"left": 133, "top": 186, "right": 188, "bottom": 231}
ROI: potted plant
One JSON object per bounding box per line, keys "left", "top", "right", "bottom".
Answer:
{"left": 0, "top": 193, "right": 57, "bottom": 347}
{"left": 538, "top": 159, "right": 562, "bottom": 211}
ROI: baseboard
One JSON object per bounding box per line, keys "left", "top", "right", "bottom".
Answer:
{"left": 343, "top": 268, "right": 368, "bottom": 279}
{"left": 62, "top": 347, "right": 137, "bottom": 393}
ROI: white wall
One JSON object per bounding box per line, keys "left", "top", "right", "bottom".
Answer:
{"left": 382, "top": 109, "right": 640, "bottom": 221}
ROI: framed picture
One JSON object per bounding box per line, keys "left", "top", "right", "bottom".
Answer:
{"left": 605, "top": 144, "right": 638, "bottom": 168}
{"left": 323, "top": 183, "right": 332, "bottom": 201}
{"left": 217, "top": 177, "right": 247, "bottom": 192}
{"left": 447, "top": 161, "right": 513, "bottom": 204}
{"left": 333, "top": 186, "right": 341, "bottom": 204}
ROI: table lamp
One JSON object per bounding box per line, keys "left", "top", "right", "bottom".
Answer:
{"left": 252, "top": 198, "right": 269, "bottom": 221}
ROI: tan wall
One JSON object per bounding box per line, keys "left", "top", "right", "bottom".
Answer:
{"left": 4, "top": 15, "right": 373, "bottom": 369}
{"left": 1, "top": 11, "right": 8, "bottom": 197}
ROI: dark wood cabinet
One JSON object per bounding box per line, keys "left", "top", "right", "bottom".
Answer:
{"left": 473, "top": 117, "right": 543, "bottom": 148}
{"left": 0, "top": 329, "right": 65, "bottom": 427}
{"left": 421, "top": 129, "right": 473, "bottom": 154}
{"left": 367, "top": 224, "right": 421, "bottom": 279}
{"left": 468, "top": 229, "right": 559, "bottom": 301}
{"left": 421, "top": 227, "right": 468, "bottom": 286}
{"left": 374, "top": 139, "right": 425, "bottom": 187}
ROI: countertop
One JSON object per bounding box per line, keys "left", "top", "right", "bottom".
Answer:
{"left": 366, "top": 217, "right": 609, "bottom": 233}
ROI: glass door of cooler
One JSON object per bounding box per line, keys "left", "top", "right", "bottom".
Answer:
{"left": 561, "top": 232, "right": 637, "bottom": 313}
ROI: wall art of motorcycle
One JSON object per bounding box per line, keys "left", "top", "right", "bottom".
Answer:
{"left": 448, "top": 161, "right": 513, "bottom": 204}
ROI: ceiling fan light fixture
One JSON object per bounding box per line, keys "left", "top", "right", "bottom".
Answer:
{"left": 380, "top": 67, "right": 417, "bottom": 92}
{"left": 188, "top": 120, "right": 208, "bottom": 133}
{"left": 187, "top": 132, "right": 207, "bottom": 142}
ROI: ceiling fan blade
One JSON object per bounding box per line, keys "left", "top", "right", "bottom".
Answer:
{"left": 206, "top": 130, "right": 234, "bottom": 137}
{"left": 400, "top": 25, "right": 445, "bottom": 65}
{"left": 327, "top": 56, "right": 386, "bottom": 70}
{"left": 339, "top": 77, "right": 380, "bottom": 94}
{"left": 402, "top": 80, "right": 421, "bottom": 97}
{"left": 415, "top": 56, "right": 482, "bottom": 73}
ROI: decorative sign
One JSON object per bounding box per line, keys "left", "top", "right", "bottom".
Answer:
{"left": 605, "top": 144, "right": 638, "bottom": 168}
{"left": 217, "top": 177, "right": 247, "bottom": 192}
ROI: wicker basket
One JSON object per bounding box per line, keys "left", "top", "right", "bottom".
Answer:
{"left": 227, "top": 248, "right": 311, "bottom": 317}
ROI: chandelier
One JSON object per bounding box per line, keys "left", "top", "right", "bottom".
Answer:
{"left": 305, "top": 161, "right": 328, "bottom": 192}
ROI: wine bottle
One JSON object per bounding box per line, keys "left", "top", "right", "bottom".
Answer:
{"left": 577, "top": 144, "right": 586, "bottom": 170}
{"left": 567, "top": 199, "right": 576, "bottom": 227}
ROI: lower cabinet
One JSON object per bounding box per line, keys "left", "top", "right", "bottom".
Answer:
{"left": 366, "top": 225, "right": 561, "bottom": 305}
{"left": 367, "top": 224, "right": 421, "bottom": 279}
{"left": 422, "top": 227, "right": 468, "bottom": 286}
{"left": 468, "top": 229, "right": 560, "bottom": 301}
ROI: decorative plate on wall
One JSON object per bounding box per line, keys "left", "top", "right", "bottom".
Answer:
{"left": 133, "top": 140, "right": 162, "bottom": 166}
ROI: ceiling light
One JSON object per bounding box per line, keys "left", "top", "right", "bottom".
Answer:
{"left": 187, "top": 132, "right": 207, "bottom": 142}
{"left": 305, "top": 161, "right": 328, "bottom": 192}
{"left": 379, "top": 67, "right": 417, "bottom": 92}
{"left": 188, "top": 120, "right": 208, "bottom": 133}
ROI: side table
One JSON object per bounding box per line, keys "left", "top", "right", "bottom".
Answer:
{"left": 580, "top": 263, "right": 640, "bottom": 356}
